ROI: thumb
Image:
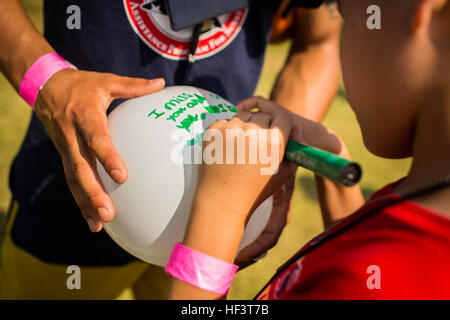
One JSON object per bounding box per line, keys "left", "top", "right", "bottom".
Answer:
{"left": 109, "top": 76, "right": 165, "bottom": 99}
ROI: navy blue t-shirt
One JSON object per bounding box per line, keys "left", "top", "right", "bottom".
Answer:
{"left": 9, "top": 0, "right": 277, "bottom": 266}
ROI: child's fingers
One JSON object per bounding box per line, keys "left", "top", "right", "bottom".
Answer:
{"left": 236, "top": 96, "right": 281, "bottom": 115}
{"left": 290, "top": 124, "right": 306, "bottom": 144}
{"left": 233, "top": 110, "right": 253, "bottom": 122}
{"left": 270, "top": 111, "right": 295, "bottom": 146}
{"left": 248, "top": 112, "right": 272, "bottom": 128}
{"left": 235, "top": 96, "right": 259, "bottom": 111}
{"left": 207, "top": 118, "right": 228, "bottom": 130}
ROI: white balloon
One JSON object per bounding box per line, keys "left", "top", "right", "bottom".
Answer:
{"left": 98, "top": 86, "right": 272, "bottom": 267}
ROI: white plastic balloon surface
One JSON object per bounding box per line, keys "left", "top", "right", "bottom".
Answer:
{"left": 98, "top": 86, "right": 272, "bottom": 267}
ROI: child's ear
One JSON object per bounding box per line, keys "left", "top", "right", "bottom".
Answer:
{"left": 412, "top": 0, "right": 435, "bottom": 31}
{"left": 413, "top": 0, "right": 448, "bottom": 31}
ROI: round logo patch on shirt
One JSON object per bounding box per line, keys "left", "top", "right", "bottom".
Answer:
{"left": 124, "top": 0, "right": 248, "bottom": 60}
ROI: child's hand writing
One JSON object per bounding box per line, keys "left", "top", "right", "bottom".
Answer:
{"left": 194, "top": 108, "right": 298, "bottom": 221}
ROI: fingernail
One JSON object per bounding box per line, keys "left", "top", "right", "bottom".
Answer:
{"left": 111, "top": 169, "right": 125, "bottom": 183}
{"left": 98, "top": 207, "right": 110, "bottom": 221}
{"left": 87, "top": 218, "right": 99, "bottom": 232}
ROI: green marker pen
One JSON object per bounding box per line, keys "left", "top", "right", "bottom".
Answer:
{"left": 285, "top": 140, "right": 362, "bottom": 187}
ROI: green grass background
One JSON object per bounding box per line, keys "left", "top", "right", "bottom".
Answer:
{"left": 0, "top": 1, "right": 411, "bottom": 299}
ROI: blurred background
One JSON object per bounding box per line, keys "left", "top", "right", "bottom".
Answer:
{"left": 0, "top": 1, "right": 411, "bottom": 299}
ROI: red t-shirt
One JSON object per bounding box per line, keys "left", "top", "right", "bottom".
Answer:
{"left": 256, "top": 181, "right": 450, "bottom": 300}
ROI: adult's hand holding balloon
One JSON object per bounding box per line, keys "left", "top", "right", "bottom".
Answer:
{"left": 35, "top": 69, "right": 165, "bottom": 232}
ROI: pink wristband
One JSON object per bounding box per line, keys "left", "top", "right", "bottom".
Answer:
{"left": 19, "top": 53, "right": 75, "bottom": 109}
{"left": 165, "top": 242, "right": 239, "bottom": 295}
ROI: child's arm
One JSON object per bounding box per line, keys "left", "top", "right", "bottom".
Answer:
{"left": 167, "top": 191, "right": 250, "bottom": 300}
{"left": 168, "top": 108, "right": 298, "bottom": 300}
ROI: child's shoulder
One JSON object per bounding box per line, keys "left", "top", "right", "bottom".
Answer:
{"left": 389, "top": 175, "right": 450, "bottom": 220}
{"left": 359, "top": 180, "right": 450, "bottom": 240}
{"left": 408, "top": 187, "right": 450, "bottom": 220}
{"left": 309, "top": 180, "right": 450, "bottom": 252}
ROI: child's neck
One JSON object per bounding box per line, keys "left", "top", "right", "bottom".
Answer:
{"left": 394, "top": 92, "right": 450, "bottom": 216}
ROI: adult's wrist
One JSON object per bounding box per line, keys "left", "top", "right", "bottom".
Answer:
{"left": 34, "top": 67, "right": 77, "bottom": 112}
{"left": 19, "top": 52, "right": 75, "bottom": 109}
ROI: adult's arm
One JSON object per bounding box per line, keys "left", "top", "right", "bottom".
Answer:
{"left": 0, "top": 0, "right": 165, "bottom": 232}
{"left": 270, "top": 5, "right": 341, "bottom": 122}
